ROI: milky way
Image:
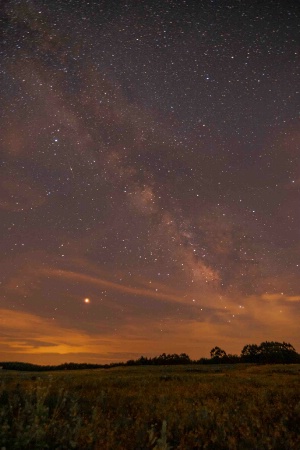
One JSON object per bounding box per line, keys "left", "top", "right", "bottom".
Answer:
{"left": 1, "top": 0, "right": 299, "bottom": 364}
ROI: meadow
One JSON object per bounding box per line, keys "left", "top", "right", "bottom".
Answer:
{"left": 1, "top": 364, "right": 300, "bottom": 449}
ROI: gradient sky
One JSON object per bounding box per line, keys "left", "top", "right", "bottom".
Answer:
{"left": 1, "top": 0, "right": 299, "bottom": 365}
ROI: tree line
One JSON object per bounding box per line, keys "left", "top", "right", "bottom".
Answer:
{"left": 1, "top": 341, "right": 299, "bottom": 371}
{"left": 209, "top": 341, "right": 299, "bottom": 364}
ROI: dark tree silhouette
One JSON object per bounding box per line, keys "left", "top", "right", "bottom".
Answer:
{"left": 240, "top": 341, "right": 299, "bottom": 364}
{"left": 258, "top": 341, "right": 298, "bottom": 364}
{"left": 241, "top": 344, "right": 260, "bottom": 363}
{"left": 1, "top": 341, "right": 299, "bottom": 371}
{"left": 210, "top": 346, "right": 227, "bottom": 359}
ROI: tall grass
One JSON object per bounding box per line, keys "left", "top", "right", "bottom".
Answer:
{"left": 1, "top": 364, "right": 300, "bottom": 449}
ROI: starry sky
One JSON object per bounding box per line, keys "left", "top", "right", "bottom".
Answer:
{"left": 1, "top": 0, "right": 299, "bottom": 364}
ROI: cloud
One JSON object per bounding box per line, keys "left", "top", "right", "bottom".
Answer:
{"left": 0, "top": 308, "right": 100, "bottom": 355}
{"left": 43, "top": 267, "right": 187, "bottom": 305}
{"left": 1, "top": 251, "right": 219, "bottom": 318}
{"left": 262, "top": 293, "right": 300, "bottom": 302}
{"left": 0, "top": 307, "right": 241, "bottom": 362}
{"left": 1, "top": 2, "right": 299, "bottom": 365}
{"left": 1, "top": 284, "right": 300, "bottom": 364}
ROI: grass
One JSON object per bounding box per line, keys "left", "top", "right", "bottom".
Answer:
{"left": 1, "top": 364, "right": 300, "bottom": 449}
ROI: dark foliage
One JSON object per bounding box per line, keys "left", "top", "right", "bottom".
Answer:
{"left": 1, "top": 341, "right": 299, "bottom": 371}
{"left": 242, "top": 341, "right": 300, "bottom": 364}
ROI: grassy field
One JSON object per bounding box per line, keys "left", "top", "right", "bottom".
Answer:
{"left": 1, "top": 364, "right": 300, "bottom": 449}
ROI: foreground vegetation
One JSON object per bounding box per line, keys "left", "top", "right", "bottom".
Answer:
{"left": 1, "top": 364, "right": 300, "bottom": 449}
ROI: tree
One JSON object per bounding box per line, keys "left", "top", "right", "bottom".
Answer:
{"left": 136, "top": 356, "right": 149, "bottom": 365}
{"left": 178, "top": 353, "right": 191, "bottom": 364}
{"left": 225, "top": 354, "right": 240, "bottom": 364}
{"left": 240, "top": 341, "right": 299, "bottom": 364}
{"left": 210, "top": 346, "right": 226, "bottom": 359}
{"left": 258, "top": 341, "right": 298, "bottom": 364}
{"left": 241, "top": 344, "right": 260, "bottom": 363}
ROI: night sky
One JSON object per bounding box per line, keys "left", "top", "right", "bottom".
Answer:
{"left": 1, "top": 0, "right": 299, "bottom": 364}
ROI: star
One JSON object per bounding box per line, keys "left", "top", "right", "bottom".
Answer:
{"left": 0, "top": 0, "right": 299, "bottom": 365}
